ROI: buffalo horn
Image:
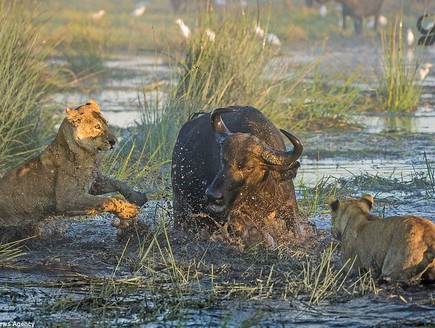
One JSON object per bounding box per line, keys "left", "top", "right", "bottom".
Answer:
{"left": 417, "top": 13, "right": 434, "bottom": 35}
{"left": 260, "top": 129, "right": 303, "bottom": 167}
{"left": 210, "top": 107, "right": 237, "bottom": 143}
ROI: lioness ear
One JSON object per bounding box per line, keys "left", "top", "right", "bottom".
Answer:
{"left": 66, "top": 107, "right": 81, "bottom": 125}
{"left": 66, "top": 106, "right": 77, "bottom": 118}
{"left": 360, "top": 194, "right": 374, "bottom": 210}
{"left": 86, "top": 99, "right": 100, "bottom": 112}
{"left": 328, "top": 196, "right": 340, "bottom": 212}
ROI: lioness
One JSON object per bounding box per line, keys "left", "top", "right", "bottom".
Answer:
{"left": 329, "top": 194, "right": 435, "bottom": 283}
{"left": 0, "top": 100, "right": 147, "bottom": 242}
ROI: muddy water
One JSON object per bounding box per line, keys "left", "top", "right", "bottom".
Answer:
{"left": 1, "top": 43, "right": 435, "bottom": 327}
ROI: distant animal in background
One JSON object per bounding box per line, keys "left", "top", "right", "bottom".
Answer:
{"left": 407, "top": 28, "right": 415, "bottom": 46}
{"left": 316, "top": 0, "right": 385, "bottom": 34}
{"left": 329, "top": 195, "right": 435, "bottom": 283}
{"left": 91, "top": 9, "right": 106, "bottom": 21}
{"left": 319, "top": 4, "right": 328, "bottom": 17}
{"left": 170, "top": 0, "right": 197, "bottom": 13}
{"left": 366, "top": 15, "right": 387, "bottom": 29}
{"left": 419, "top": 63, "right": 433, "bottom": 80}
{"left": 175, "top": 18, "right": 191, "bottom": 39}
{"left": 417, "top": 13, "right": 435, "bottom": 46}
{"left": 305, "top": 0, "right": 314, "bottom": 8}
{"left": 131, "top": 3, "right": 146, "bottom": 17}
{"left": 255, "top": 25, "right": 281, "bottom": 47}
{"left": 406, "top": 28, "right": 415, "bottom": 62}
{"left": 205, "top": 28, "right": 216, "bottom": 42}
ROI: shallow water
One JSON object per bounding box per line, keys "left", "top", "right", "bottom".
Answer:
{"left": 1, "top": 43, "right": 435, "bottom": 327}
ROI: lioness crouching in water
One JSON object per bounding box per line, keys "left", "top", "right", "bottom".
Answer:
{"left": 0, "top": 100, "right": 148, "bottom": 242}
{"left": 329, "top": 194, "right": 435, "bottom": 283}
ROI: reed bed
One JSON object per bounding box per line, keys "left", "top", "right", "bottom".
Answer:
{"left": 379, "top": 17, "right": 423, "bottom": 113}
{"left": 0, "top": 1, "right": 56, "bottom": 171}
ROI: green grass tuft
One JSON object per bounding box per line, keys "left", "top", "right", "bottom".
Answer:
{"left": 378, "top": 16, "right": 423, "bottom": 113}
{"left": 0, "top": 1, "right": 57, "bottom": 172}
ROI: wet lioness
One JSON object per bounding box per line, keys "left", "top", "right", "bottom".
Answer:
{"left": 329, "top": 194, "right": 435, "bottom": 283}
{"left": 0, "top": 100, "right": 147, "bottom": 242}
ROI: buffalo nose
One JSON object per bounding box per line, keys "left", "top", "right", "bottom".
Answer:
{"left": 205, "top": 187, "right": 224, "bottom": 204}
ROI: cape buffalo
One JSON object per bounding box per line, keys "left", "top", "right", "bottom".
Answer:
{"left": 316, "top": 0, "right": 385, "bottom": 34}
{"left": 171, "top": 106, "right": 315, "bottom": 248}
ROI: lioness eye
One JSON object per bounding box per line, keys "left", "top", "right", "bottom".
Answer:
{"left": 95, "top": 124, "right": 101, "bottom": 130}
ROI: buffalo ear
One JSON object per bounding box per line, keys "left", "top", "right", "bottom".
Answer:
{"left": 360, "top": 194, "right": 374, "bottom": 210}
{"left": 328, "top": 196, "right": 340, "bottom": 212}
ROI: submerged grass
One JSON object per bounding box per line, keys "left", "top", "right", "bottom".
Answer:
{"left": 298, "top": 243, "right": 378, "bottom": 305}
{"left": 0, "top": 239, "right": 28, "bottom": 266}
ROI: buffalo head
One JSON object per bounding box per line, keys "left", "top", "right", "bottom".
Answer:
{"left": 205, "top": 107, "right": 303, "bottom": 214}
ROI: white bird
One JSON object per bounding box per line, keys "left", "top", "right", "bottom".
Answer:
{"left": 175, "top": 18, "right": 191, "bottom": 39}
{"left": 378, "top": 15, "right": 388, "bottom": 27}
{"left": 255, "top": 25, "right": 265, "bottom": 38}
{"left": 419, "top": 63, "right": 433, "bottom": 80}
{"left": 266, "top": 32, "right": 281, "bottom": 46}
{"left": 367, "top": 15, "right": 387, "bottom": 29}
{"left": 406, "top": 28, "right": 414, "bottom": 47}
{"left": 131, "top": 4, "right": 146, "bottom": 17}
{"left": 91, "top": 9, "right": 106, "bottom": 20}
{"left": 319, "top": 5, "right": 328, "bottom": 18}
{"left": 255, "top": 25, "right": 281, "bottom": 47}
{"left": 205, "top": 28, "right": 215, "bottom": 42}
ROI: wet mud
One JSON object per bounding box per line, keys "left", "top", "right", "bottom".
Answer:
{"left": 1, "top": 40, "right": 435, "bottom": 327}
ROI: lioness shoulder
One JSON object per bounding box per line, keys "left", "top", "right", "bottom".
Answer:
{"left": 329, "top": 194, "right": 435, "bottom": 283}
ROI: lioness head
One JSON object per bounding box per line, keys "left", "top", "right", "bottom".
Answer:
{"left": 66, "top": 100, "right": 117, "bottom": 154}
{"left": 328, "top": 194, "right": 374, "bottom": 239}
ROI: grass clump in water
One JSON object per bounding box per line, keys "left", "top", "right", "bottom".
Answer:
{"left": 62, "top": 22, "right": 106, "bottom": 77}
{"left": 378, "top": 16, "right": 423, "bottom": 113}
{"left": 0, "top": 239, "right": 27, "bottom": 266}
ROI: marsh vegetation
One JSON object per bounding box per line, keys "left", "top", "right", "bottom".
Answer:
{"left": 0, "top": 0, "right": 434, "bottom": 326}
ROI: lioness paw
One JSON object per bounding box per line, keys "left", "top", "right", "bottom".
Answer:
{"left": 115, "top": 200, "right": 139, "bottom": 220}
{"left": 102, "top": 198, "right": 139, "bottom": 220}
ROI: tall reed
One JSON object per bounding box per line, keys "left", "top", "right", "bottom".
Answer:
{"left": 171, "top": 9, "right": 293, "bottom": 123}
{"left": 0, "top": 1, "right": 55, "bottom": 171}
{"left": 62, "top": 23, "right": 106, "bottom": 76}
{"left": 379, "top": 17, "right": 422, "bottom": 113}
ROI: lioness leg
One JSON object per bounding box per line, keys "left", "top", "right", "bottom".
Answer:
{"left": 382, "top": 242, "right": 426, "bottom": 281}
{"left": 56, "top": 195, "right": 139, "bottom": 220}
{"left": 90, "top": 175, "right": 148, "bottom": 206}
